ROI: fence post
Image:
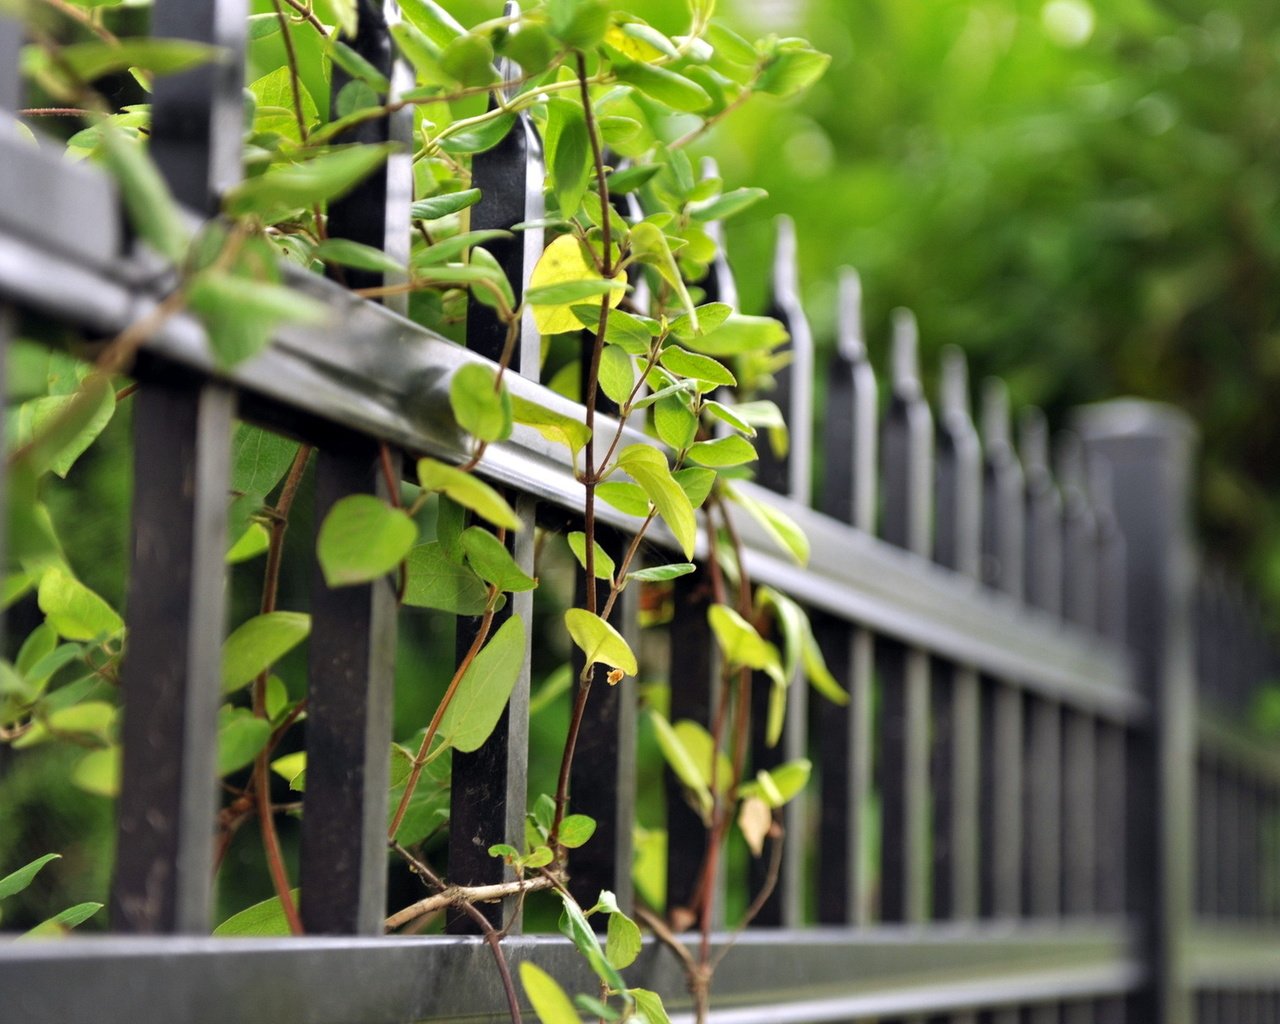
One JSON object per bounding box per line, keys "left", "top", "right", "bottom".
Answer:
{"left": 1077, "top": 400, "right": 1198, "bottom": 1024}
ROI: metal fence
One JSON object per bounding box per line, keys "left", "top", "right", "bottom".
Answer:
{"left": 2, "top": 1, "right": 1279, "bottom": 1022}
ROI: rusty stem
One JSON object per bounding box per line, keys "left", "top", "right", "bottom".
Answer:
{"left": 249, "top": 442, "right": 314, "bottom": 936}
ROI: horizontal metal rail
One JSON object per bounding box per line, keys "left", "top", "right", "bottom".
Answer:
{"left": 1187, "top": 923, "right": 1280, "bottom": 988}
{"left": 1, "top": 921, "right": 1139, "bottom": 1024}
{"left": 0, "top": 135, "right": 1138, "bottom": 720}
{"left": 1198, "top": 714, "right": 1280, "bottom": 786}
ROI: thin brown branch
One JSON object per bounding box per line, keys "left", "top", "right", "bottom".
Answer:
{"left": 19, "top": 107, "right": 95, "bottom": 118}
{"left": 270, "top": 0, "right": 310, "bottom": 142}
{"left": 383, "top": 873, "right": 554, "bottom": 931}
{"left": 41, "top": 0, "right": 117, "bottom": 44}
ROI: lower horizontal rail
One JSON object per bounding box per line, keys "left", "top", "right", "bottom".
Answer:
{"left": 1188, "top": 922, "right": 1280, "bottom": 989}
{"left": 2, "top": 922, "right": 1139, "bottom": 1024}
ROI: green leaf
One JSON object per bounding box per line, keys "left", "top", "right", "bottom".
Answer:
{"left": 46, "top": 700, "right": 115, "bottom": 742}
{"left": 631, "top": 989, "right": 672, "bottom": 1024}
{"left": 649, "top": 710, "right": 712, "bottom": 820}
{"left": 399, "top": 0, "right": 465, "bottom": 45}
{"left": 449, "top": 363, "right": 513, "bottom": 443}
{"left": 221, "top": 611, "right": 311, "bottom": 693}
{"left": 558, "top": 891, "right": 626, "bottom": 992}
{"left": 98, "top": 126, "right": 188, "bottom": 262}
{"left": 688, "top": 434, "right": 758, "bottom": 468}
{"left": 596, "top": 481, "right": 649, "bottom": 517}
{"left": 37, "top": 568, "right": 122, "bottom": 642}
{"left": 227, "top": 522, "right": 271, "bottom": 565}
{"left": 544, "top": 97, "right": 591, "bottom": 219}
{"left": 438, "top": 112, "right": 516, "bottom": 155}
{"left": 626, "top": 563, "right": 695, "bottom": 582}
{"left": 403, "top": 542, "right": 489, "bottom": 614}
{"left": 328, "top": 37, "right": 390, "bottom": 91}
{"left": 217, "top": 707, "right": 273, "bottom": 776}
{"left": 613, "top": 60, "right": 711, "bottom": 112}
{"left": 59, "top": 38, "right": 217, "bottom": 82}
{"left": 659, "top": 345, "right": 737, "bottom": 389}
{"left": 737, "top": 759, "right": 812, "bottom": 808}
{"left": 520, "top": 962, "right": 580, "bottom": 1024}
{"left": 249, "top": 66, "right": 320, "bottom": 141}
{"left": 654, "top": 394, "right": 698, "bottom": 452}
{"left": 548, "top": 0, "right": 610, "bottom": 48}
{"left": 232, "top": 424, "right": 299, "bottom": 496}
{"left": 725, "top": 483, "right": 809, "bottom": 565}
{"left": 674, "top": 718, "right": 733, "bottom": 796}
{"left": 682, "top": 314, "right": 789, "bottom": 356}
{"left": 707, "top": 604, "right": 782, "bottom": 679}
{"left": 598, "top": 344, "right": 635, "bottom": 407}
{"left": 557, "top": 813, "right": 597, "bottom": 849}
{"left": 22, "top": 372, "right": 116, "bottom": 478}
{"left": 440, "top": 32, "right": 498, "bottom": 87}
{"left": 224, "top": 143, "right": 397, "bottom": 220}
{"left": 565, "top": 608, "right": 637, "bottom": 676}
{"left": 616, "top": 445, "right": 697, "bottom": 558}
{"left": 317, "top": 495, "right": 417, "bottom": 587}
{"left": 605, "top": 163, "right": 661, "bottom": 195}
{"left": 439, "top": 614, "right": 525, "bottom": 752}
{"left": 673, "top": 466, "right": 716, "bottom": 508}
{"left": 188, "top": 270, "right": 328, "bottom": 367}
{"left": 22, "top": 901, "right": 102, "bottom": 938}
{"left": 16, "top": 623, "right": 57, "bottom": 680}
{"left": 417, "top": 457, "right": 521, "bottom": 531}
{"left": 606, "top": 907, "right": 642, "bottom": 969}
{"left": 526, "top": 278, "right": 627, "bottom": 307}
{"left": 462, "top": 527, "right": 537, "bottom": 592}
{"left": 0, "top": 854, "right": 60, "bottom": 901}
{"left": 669, "top": 302, "right": 733, "bottom": 342}
{"left": 567, "top": 531, "right": 615, "bottom": 580}
{"left": 272, "top": 750, "right": 307, "bottom": 791}
{"left": 70, "top": 746, "right": 119, "bottom": 797}
{"left": 411, "top": 187, "right": 482, "bottom": 221}
{"left": 704, "top": 400, "right": 755, "bottom": 437}
{"left": 213, "top": 891, "right": 299, "bottom": 937}
{"left": 413, "top": 229, "right": 513, "bottom": 268}
{"left": 312, "top": 238, "right": 404, "bottom": 275}
{"left": 692, "top": 187, "right": 768, "bottom": 223}
{"left": 758, "top": 40, "right": 832, "bottom": 99}
{"left": 510, "top": 395, "right": 592, "bottom": 460}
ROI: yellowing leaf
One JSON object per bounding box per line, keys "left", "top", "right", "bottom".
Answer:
{"left": 520, "top": 962, "right": 579, "bottom": 1024}
{"left": 564, "top": 608, "right": 637, "bottom": 676}
{"left": 417, "top": 457, "right": 521, "bottom": 531}
{"left": 528, "top": 235, "right": 625, "bottom": 335}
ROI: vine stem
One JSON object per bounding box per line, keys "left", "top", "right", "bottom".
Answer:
{"left": 547, "top": 51, "right": 617, "bottom": 850}
{"left": 270, "top": 0, "right": 310, "bottom": 143}
{"left": 387, "top": 590, "right": 500, "bottom": 840}
{"left": 392, "top": 844, "right": 525, "bottom": 1024}
{"left": 383, "top": 873, "right": 554, "bottom": 930}
{"left": 247, "top": 443, "right": 314, "bottom": 936}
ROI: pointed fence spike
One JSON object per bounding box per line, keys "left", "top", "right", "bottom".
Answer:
{"left": 773, "top": 214, "right": 800, "bottom": 308}
{"left": 941, "top": 346, "right": 970, "bottom": 422}
{"left": 1019, "top": 407, "right": 1050, "bottom": 477}
{"left": 891, "top": 307, "right": 920, "bottom": 396}
{"left": 837, "top": 267, "right": 867, "bottom": 362}
{"left": 498, "top": 1, "right": 522, "bottom": 96}
{"left": 700, "top": 155, "right": 720, "bottom": 179}
{"left": 981, "top": 377, "right": 1012, "bottom": 451}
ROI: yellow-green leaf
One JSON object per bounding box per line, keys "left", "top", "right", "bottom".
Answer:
{"left": 417, "top": 457, "right": 521, "bottom": 531}
{"left": 616, "top": 445, "right": 696, "bottom": 558}
{"left": 567, "top": 531, "right": 614, "bottom": 581}
{"left": 528, "top": 235, "right": 625, "bottom": 335}
{"left": 520, "top": 963, "right": 579, "bottom": 1024}
{"left": 221, "top": 611, "right": 311, "bottom": 693}
{"left": 564, "top": 608, "right": 637, "bottom": 676}
{"left": 439, "top": 614, "right": 526, "bottom": 752}
{"left": 37, "top": 568, "right": 123, "bottom": 642}
{"left": 317, "top": 495, "right": 417, "bottom": 587}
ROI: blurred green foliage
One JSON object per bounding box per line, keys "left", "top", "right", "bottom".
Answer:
{"left": 696, "top": 0, "right": 1280, "bottom": 612}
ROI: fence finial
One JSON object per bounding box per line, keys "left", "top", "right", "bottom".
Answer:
{"left": 773, "top": 214, "right": 800, "bottom": 308}
{"left": 940, "top": 346, "right": 970, "bottom": 421}
{"left": 1019, "top": 407, "right": 1050, "bottom": 476}
{"left": 837, "top": 267, "right": 866, "bottom": 362}
{"left": 891, "top": 307, "right": 920, "bottom": 397}
{"left": 499, "top": 2, "right": 522, "bottom": 98}
{"left": 1055, "top": 431, "right": 1086, "bottom": 492}
{"left": 981, "top": 377, "right": 1011, "bottom": 451}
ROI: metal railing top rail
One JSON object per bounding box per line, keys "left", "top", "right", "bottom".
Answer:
{"left": 1, "top": 920, "right": 1141, "bottom": 1024}
{"left": 0, "top": 128, "right": 1137, "bottom": 718}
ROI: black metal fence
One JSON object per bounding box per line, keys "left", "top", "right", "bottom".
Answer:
{"left": 2, "top": 2, "right": 1279, "bottom": 1022}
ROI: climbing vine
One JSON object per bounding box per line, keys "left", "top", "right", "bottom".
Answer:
{"left": 1, "top": 0, "right": 837, "bottom": 1020}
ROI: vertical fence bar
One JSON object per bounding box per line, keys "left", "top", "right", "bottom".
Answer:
{"left": 815, "top": 269, "right": 877, "bottom": 926}
{"left": 1019, "top": 409, "right": 1063, "bottom": 928}
{"left": 747, "top": 216, "right": 814, "bottom": 927}
{"left": 0, "top": 13, "right": 21, "bottom": 115}
{"left": 664, "top": 200, "right": 736, "bottom": 929}
{"left": 931, "top": 348, "right": 981, "bottom": 925}
{"left": 301, "top": 439, "right": 398, "bottom": 935}
{"left": 1079, "top": 401, "right": 1197, "bottom": 1024}
{"left": 299, "top": 0, "right": 407, "bottom": 937}
{"left": 978, "top": 380, "right": 1024, "bottom": 924}
{"left": 1058, "top": 434, "right": 1098, "bottom": 922}
{"left": 878, "top": 309, "right": 933, "bottom": 926}
{"left": 447, "top": 34, "right": 542, "bottom": 931}
{"left": 110, "top": 0, "right": 243, "bottom": 935}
